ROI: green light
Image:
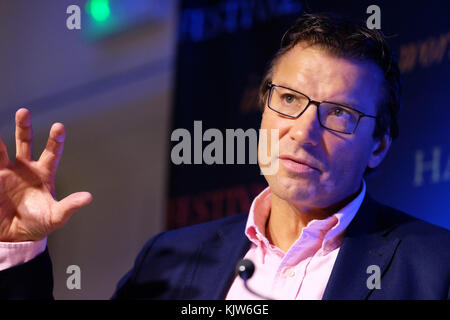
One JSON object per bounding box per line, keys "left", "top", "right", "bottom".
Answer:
{"left": 86, "top": 0, "right": 111, "bottom": 22}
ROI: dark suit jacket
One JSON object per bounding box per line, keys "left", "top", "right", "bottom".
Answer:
{"left": 1, "top": 195, "right": 449, "bottom": 299}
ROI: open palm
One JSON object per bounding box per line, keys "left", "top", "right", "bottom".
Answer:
{"left": 0, "top": 108, "right": 92, "bottom": 242}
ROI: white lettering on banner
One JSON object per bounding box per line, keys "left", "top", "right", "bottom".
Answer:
{"left": 414, "top": 147, "right": 450, "bottom": 186}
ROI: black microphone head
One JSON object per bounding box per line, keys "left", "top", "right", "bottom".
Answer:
{"left": 236, "top": 259, "right": 255, "bottom": 280}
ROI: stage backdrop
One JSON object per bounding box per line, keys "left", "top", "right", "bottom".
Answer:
{"left": 167, "top": 0, "right": 450, "bottom": 230}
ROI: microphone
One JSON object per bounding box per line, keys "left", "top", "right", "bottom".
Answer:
{"left": 235, "top": 259, "right": 273, "bottom": 300}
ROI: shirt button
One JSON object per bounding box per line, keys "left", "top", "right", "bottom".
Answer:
{"left": 256, "top": 233, "right": 263, "bottom": 241}
{"left": 284, "top": 267, "right": 295, "bottom": 278}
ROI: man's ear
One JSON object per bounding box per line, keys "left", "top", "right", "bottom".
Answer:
{"left": 367, "top": 134, "right": 392, "bottom": 169}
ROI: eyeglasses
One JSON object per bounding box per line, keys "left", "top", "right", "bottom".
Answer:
{"left": 267, "top": 83, "right": 377, "bottom": 134}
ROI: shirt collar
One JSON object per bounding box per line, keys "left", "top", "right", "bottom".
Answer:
{"left": 245, "top": 186, "right": 273, "bottom": 248}
{"left": 245, "top": 180, "right": 367, "bottom": 253}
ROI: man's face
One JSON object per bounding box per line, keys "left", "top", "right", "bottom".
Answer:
{"left": 258, "top": 43, "right": 390, "bottom": 210}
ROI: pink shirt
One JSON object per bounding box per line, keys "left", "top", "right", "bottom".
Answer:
{"left": 0, "top": 238, "right": 47, "bottom": 271}
{"left": 226, "top": 181, "right": 366, "bottom": 300}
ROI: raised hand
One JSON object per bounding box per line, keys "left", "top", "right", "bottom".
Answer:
{"left": 0, "top": 108, "right": 92, "bottom": 242}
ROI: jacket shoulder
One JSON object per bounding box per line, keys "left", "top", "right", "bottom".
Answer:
{"left": 378, "top": 203, "right": 449, "bottom": 236}
{"left": 155, "top": 212, "right": 248, "bottom": 245}
{"left": 112, "top": 213, "right": 248, "bottom": 299}
{"left": 376, "top": 202, "right": 450, "bottom": 257}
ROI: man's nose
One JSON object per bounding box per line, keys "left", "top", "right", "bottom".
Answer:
{"left": 288, "top": 102, "right": 323, "bottom": 145}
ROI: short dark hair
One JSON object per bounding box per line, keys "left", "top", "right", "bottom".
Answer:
{"left": 259, "top": 12, "right": 401, "bottom": 141}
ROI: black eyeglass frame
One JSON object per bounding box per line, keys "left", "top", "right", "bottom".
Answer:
{"left": 267, "top": 83, "right": 378, "bottom": 134}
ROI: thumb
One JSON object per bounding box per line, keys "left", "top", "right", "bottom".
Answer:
{"left": 52, "top": 192, "right": 93, "bottom": 227}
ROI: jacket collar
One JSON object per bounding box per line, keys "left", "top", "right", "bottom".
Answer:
{"left": 322, "top": 194, "right": 401, "bottom": 299}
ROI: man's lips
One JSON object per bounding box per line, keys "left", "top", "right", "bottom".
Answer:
{"left": 278, "top": 155, "right": 322, "bottom": 173}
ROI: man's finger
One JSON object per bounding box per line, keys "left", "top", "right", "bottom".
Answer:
{"left": 0, "top": 136, "right": 10, "bottom": 168}
{"left": 38, "top": 123, "right": 65, "bottom": 172}
{"left": 51, "top": 192, "right": 93, "bottom": 227}
{"left": 15, "top": 108, "right": 33, "bottom": 160}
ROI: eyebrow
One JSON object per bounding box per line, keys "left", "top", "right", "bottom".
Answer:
{"left": 324, "top": 99, "right": 361, "bottom": 109}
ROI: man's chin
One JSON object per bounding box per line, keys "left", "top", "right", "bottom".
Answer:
{"left": 271, "top": 180, "right": 323, "bottom": 204}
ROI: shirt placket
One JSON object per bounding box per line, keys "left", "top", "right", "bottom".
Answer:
{"left": 272, "top": 244, "right": 309, "bottom": 299}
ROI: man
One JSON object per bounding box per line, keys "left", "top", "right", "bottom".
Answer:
{"left": 0, "top": 13, "right": 449, "bottom": 300}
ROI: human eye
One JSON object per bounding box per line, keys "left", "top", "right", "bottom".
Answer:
{"left": 328, "top": 106, "right": 353, "bottom": 119}
{"left": 281, "top": 93, "right": 297, "bottom": 104}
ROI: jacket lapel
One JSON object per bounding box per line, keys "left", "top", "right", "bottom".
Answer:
{"left": 185, "top": 214, "right": 251, "bottom": 299}
{"left": 322, "top": 195, "right": 401, "bottom": 300}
